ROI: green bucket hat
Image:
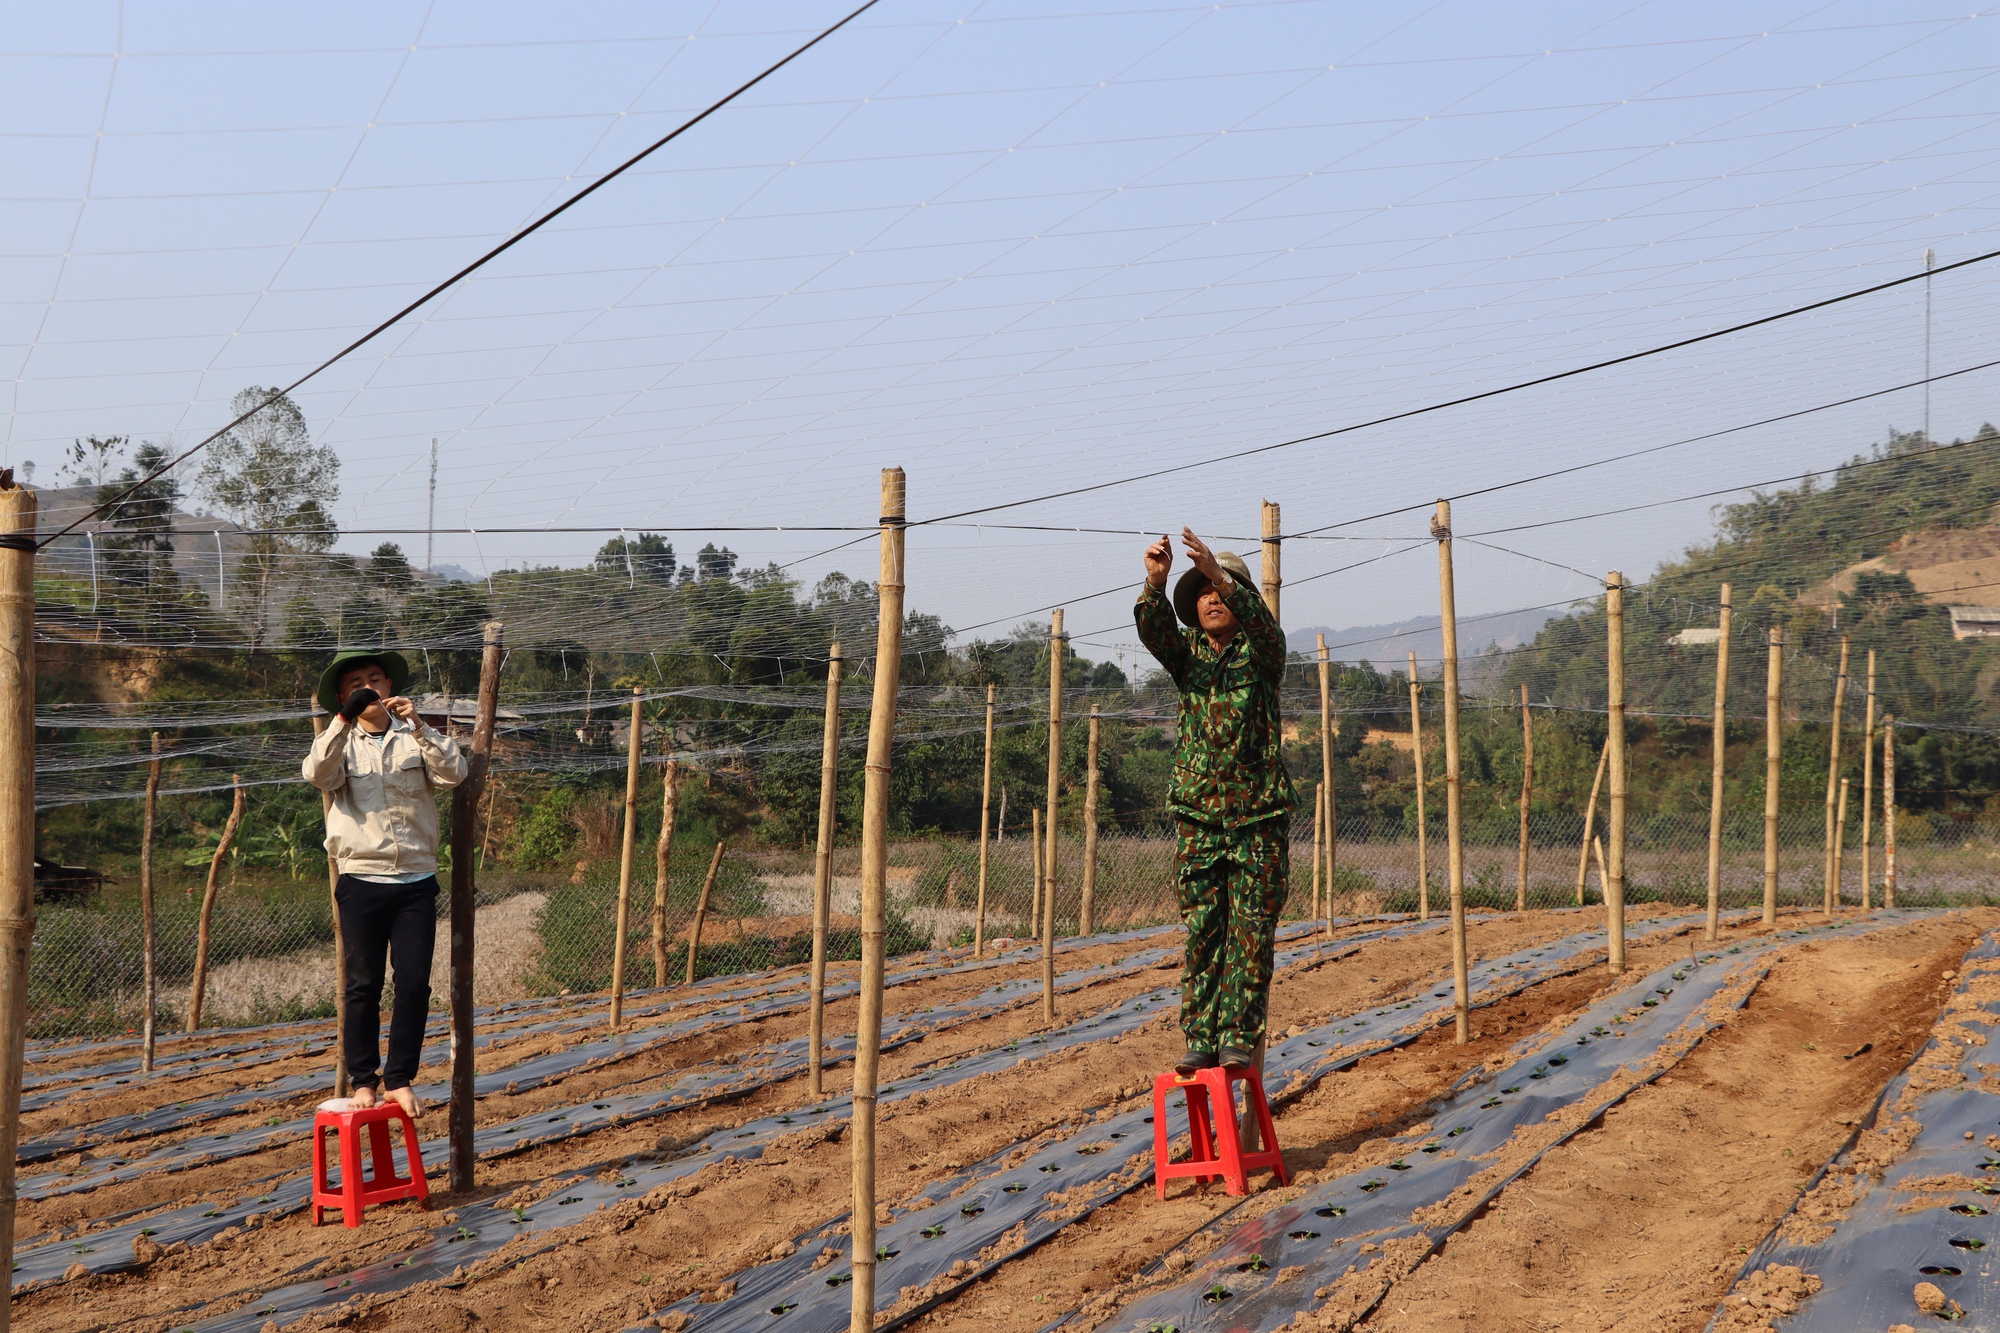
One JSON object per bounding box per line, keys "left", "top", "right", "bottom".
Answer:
{"left": 316, "top": 650, "right": 411, "bottom": 718}
{"left": 1172, "top": 550, "right": 1258, "bottom": 629}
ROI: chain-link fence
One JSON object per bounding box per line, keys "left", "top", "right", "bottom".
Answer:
{"left": 26, "top": 801, "right": 1992, "bottom": 1044}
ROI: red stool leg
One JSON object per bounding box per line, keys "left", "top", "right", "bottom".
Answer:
{"left": 1153, "top": 1075, "right": 1173, "bottom": 1200}
{"left": 1185, "top": 1080, "right": 1218, "bottom": 1183}
{"left": 399, "top": 1109, "right": 430, "bottom": 1206}
{"left": 1247, "top": 1075, "right": 1289, "bottom": 1186}
{"left": 367, "top": 1119, "right": 397, "bottom": 1187}
{"left": 340, "top": 1118, "right": 365, "bottom": 1227}
{"left": 311, "top": 1121, "right": 329, "bottom": 1227}
{"left": 1200, "top": 1069, "right": 1250, "bottom": 1196}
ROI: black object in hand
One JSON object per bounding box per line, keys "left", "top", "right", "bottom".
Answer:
{"left": 339, "top": 687, "right": 381, "bottom": 722}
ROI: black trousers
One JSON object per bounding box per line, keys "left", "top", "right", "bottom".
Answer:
{"left": 334, "top": 874, "right": 437, "bottom": 1091}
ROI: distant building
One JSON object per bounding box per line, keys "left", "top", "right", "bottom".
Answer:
{"left": 1669, "top": 627, "right": 1723, "bottom": 646}
{"left": 1948, "top": 606, "right": 2000, "bottom": 640}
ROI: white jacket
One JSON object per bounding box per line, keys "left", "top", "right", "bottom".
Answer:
{"left": 303, "top": 717, "right": 469, "bottom": 877}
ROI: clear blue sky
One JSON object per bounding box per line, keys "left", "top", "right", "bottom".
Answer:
{"left": 4, "top": 1, "right": 1995, "bottom": 664}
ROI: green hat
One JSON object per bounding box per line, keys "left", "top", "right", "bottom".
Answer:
{"left": 317, "top": 650, "right": 411, "bottom": 717}
{"left": 1172, "top": 551, "right": 1258, "bottom": 630}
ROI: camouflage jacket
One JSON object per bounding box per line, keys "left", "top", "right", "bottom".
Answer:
{"left": 1134, "top": 577, "right": 1297, "bottom": 829}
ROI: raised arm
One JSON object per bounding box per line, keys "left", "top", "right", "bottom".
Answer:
{"left": 1134, "top": 534, "right": 1191, "bottom": 685}
{"left": 1182, "top": 528, "right": 1286, "bottom": 683}
{"left": 386, "top": 696, "right": 469, "bottom": 790}
{"left": 303, "top": 719, "right": 352, "bottom": 792}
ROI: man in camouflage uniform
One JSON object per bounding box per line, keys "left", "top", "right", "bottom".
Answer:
{"left": 1135, "top": 528, "right": 1296, "bottom": 1073}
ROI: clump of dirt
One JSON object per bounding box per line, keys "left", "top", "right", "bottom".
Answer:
{"left": 1777, "top": 1172, "right": 1858, "bottom": 1243}
{"left": 1713, "top": 1263, "right": 1822, "bottom": 1330}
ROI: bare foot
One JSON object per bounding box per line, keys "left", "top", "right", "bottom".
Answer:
{"left": 385, "top": 1086, "right": 422, "bottom": 1118}
{"left": 350, "top": 1084, "right": 379, "bottom": 1110}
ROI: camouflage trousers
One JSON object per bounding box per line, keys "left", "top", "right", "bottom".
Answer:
{"left": 1175, "top": 815, "right": 1288, "bottom": 1053}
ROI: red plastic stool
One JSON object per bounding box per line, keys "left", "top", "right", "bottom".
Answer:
{"left": 1152, "top": 1066, "right": 1289, "bottom": 1199}
{"left": 311, "top": 1102, "right": 430, "bottom": 1227}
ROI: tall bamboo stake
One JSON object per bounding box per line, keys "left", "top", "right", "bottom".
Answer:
{"left": 808, "top": 642, "right": 843, "bottom": 1098}
{"left": 1763, "top": 627, "right": 1783, "bottom": 925}
{"left": 1516, "top": 683, "right": 1533, "bottom": 912}
{"left": 1606, "top": 572, "right": 1627, "bottom": 974}
{"left": 1408, "top": 651, "right": 1427, "bottom": 920}
{"left": 1860, "top": 649, "right": 1877, "bottom": 909}
{"left": 1705, "top": 584, "right": 1732, "bottom": 943}
{"left": 1309, "top": 782, "right": 1322, "bottom": 924}
{"left": 1576, "top": 744, "right": 1607, "bottom": 907}
{"left": 449, "top": 620, "right": 503, "bottom": 1192}
{"left": 1044, "top": 609, "right": 1063, "bottom": 953}
{"left": 186, "top": 777, "right": 245, "bottom": 1031}
{"left": 849, "top": 467, "right": 906, "bottom": 1333}
{"left": 1318, "top": 634, "right": 1333, "bottom": 931}
{"left": 1434, "top": 501, "right": 1469, "bottom": 1043}
{"left": 1821, "top": 636, "right": 1850, "bottom": 920}
{"left": 1081, "top": 704, "right": 1100, "bottom": 936}
{"left": 140, "top": 733, "right": 161, "bottom": 1071}
{"left": 1261, "top": 500, "right": 1281, "bottom": 624}
{"left": 609, "top": 687, "right": 643, "bottom": 1030}
{"left": 0, "top": 478, "right": 34, "bottom": 1329}
{"left": 684, "top": 841, "right": 726, "bottom": 984}
{"left": 974, "top": 683, "right": 994, "bottom": 957}
{"left": 1834, "top": 777, "right": 1851, "bottom": 906}
{"left": 309, "top": 713, "right": 347, "bottom": 1095}
{"left": 1883, "top": 716, "right": 1897, "bottom": 908}
{"left": 652, "top": 758, "right": 678, "bottom": 986}
{"left": 1030, "top": 809, "right": 1043, "bottom": 942}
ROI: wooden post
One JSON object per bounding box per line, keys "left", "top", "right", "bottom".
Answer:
{"left": 449, "top": 620, "right": 503, "bottom": 1193}
{"left": 140, "top": 733, "right": 161, "bottom": 1071}
{"left": 1575, "top": 743, "right": 1607, "bottom": 907}
{"left": 1080, "top": 704, "right": 1099, "bottom": 936}
{"left": 652, "top": 758, "right": 678, "bottom": 987}
{"left": 684, "top": 841, "right": 726, "bottom": 985}
{"left": 609, "top": 687, "right": 643, "bottom": 1030}
{"left": 1408, "top": 651, "right": 1427, "bottom": 920}
{"left": 1883, "top": 716, "right": 1897, "bottom": 908}
{"left": 1834, "top": 777, "right": 1851, "bottom": 908}
{"left": 310, "top": 713, "right": 347, "bottom": 1096}
{"left": 1516, "top": 683, "right": 1533, "bottom": 912}
{"left": 1606, "top": 571, "right": 1627, "bottom": 974}
{"left": 1044, "top": 609, "right": 1063, "bottom": 958}
{"left": 1030, "top": 809, "right": 1043, "bottom": 940}
{"left": 186, "top": 776, "right": 245, "bottom": 1031}
{"left": 0, "top": 479, "right": 34, "bottom": 1328}
{"left": 975, "top": 683, "right": 994, "bottom": 956}
{"left": 1434, "top": 501, "right": 1470, "bottom": 1043}
{"left": 1318, "top": 634, "right": 1333, "bottom": 930}
{"left": 849, "top": 466, "right": 906, "bottom": 1333}
{"left": 1821, "top": 636, "right": 1850, "bottom": 920}
{"left": 1309, "top": 782, "right": 1322, "bottom": 924}
{"left": 1860, "top": 650, "right": 1877, "bottom": 910}
{"left": 1592, "top": 835, "right": 1608, "bottom": 897}
{"left": 1763, "top": 627, "right": 1783, "bottom": 925}
{"left": 808, "top": 642, "right": 843, "bottom": 1098}
{"left": 1261, "top": 500, "right": 1281, "bottom": 624}
{"left": 1705, "top": 585, "right": 1732, "bottom": 943}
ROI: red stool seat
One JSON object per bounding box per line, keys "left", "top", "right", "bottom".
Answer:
{"left": 1152, "top": 1065, "right": 1288, "bottom": 1199}
{"left": 311, "top": 1102, "right": 430, "bottom": 1227}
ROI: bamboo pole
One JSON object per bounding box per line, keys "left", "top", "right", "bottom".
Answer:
{"left": 1606, "top": 571, "right": 1627, "bottom": 974}
{"left": 808, "top": 642, "right": 843, "bottom": 1098}
{"left": 1031, "top": 809, "right": 1043, "bottom": 942}
{"left": 652, "top": 759, "right": 678, "bottom": 987}
{"left": 1044, "top": 609, "right": 1063, "bottom": 956}
{"left": 140, "top": 733, "right": 161, "bottom": 1071}
{"left": 684, "top": 841, "right": 726, "bottom": 985}
{"left": 1434, "top": 501, "right": 1469, "bottom": 1043}
{"left": 310, "top": 713, "right": 347, "bottom": 1096}
{"left": 1883, "top": 716, "right": 1897, "bottom": 908}
{"left": 1834, "top": 777, "right": 1851, "bottom": 907}
{"left": 1821, "top": 636, "right": 1850, "bottom": 920}
{"left": 1081, "top": 704, "right": 1099, "bottom": 936}
{"left": 1763, "top": 627, "right": 1783, "bottom": 925}
{"left": 1576, "top": 748, "right": 1608, "bottom": 904}
{"left": 1261, "top": 500, "right": 1281, "bottom": 624}
{"left": 849, "top": 466, "right": 906, "bottom": 1333}
{"left": 1516, "top": 683, "right": 1533, "bottom": 912}
{"left": 1309, "top": 782, "right": 1322, "bottom": 925}
{"left": 1860, "top": 649, "right": 1877, "bottom": 910}
{"left": 1592, "top": 835, "right": 1608, "bottom": 897}
{"left": 0, "top": 479, "right": 34, "bottom": 1328}
{"left": 974, "top": 683, "right": 994, "bottom": 957}
{"left": 1705, "top": 585, "right": 1732, "bottom": 943}
{"left": 609, "top": 687, "right": 643, "bottom": 1030}
{"left": 449, "top": 620, "right": 503, "bottom": 1192}
{"left": 186, "top": 777, "right": 245, "bottom": 1031}
{"left": 1409, "top": 651, "right": 1428, "bottom": 920}
{"left": 1318, "top": 634, "right": 1333, "bottom": 931}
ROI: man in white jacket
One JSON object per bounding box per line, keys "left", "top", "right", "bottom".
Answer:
{"left": 303, "top": 650, "right": 468, "bottom": 1116}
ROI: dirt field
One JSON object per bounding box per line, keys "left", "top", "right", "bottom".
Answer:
{"left": 10, "top": 904, "right": 1987, "bottom": 1333}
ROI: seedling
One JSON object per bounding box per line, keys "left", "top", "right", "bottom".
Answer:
{"left": 1313, "top": 1205, "right": 1347, "bottom": 1218}
{"left": 921, "top": 1225, "right": 946, "bottom": 1238}
{"left": 1287, "top": 1230, "right": 1320, "bottom": 1241}
{"left": 1201, "top": 1283, "right": 1232, "bottom": 1304}
{"left": 511, "top": 1207, "right": 528, "bottom": 1224}
{"left": 1237, "top": 1254, "right": 1270, "bottom": 1272}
